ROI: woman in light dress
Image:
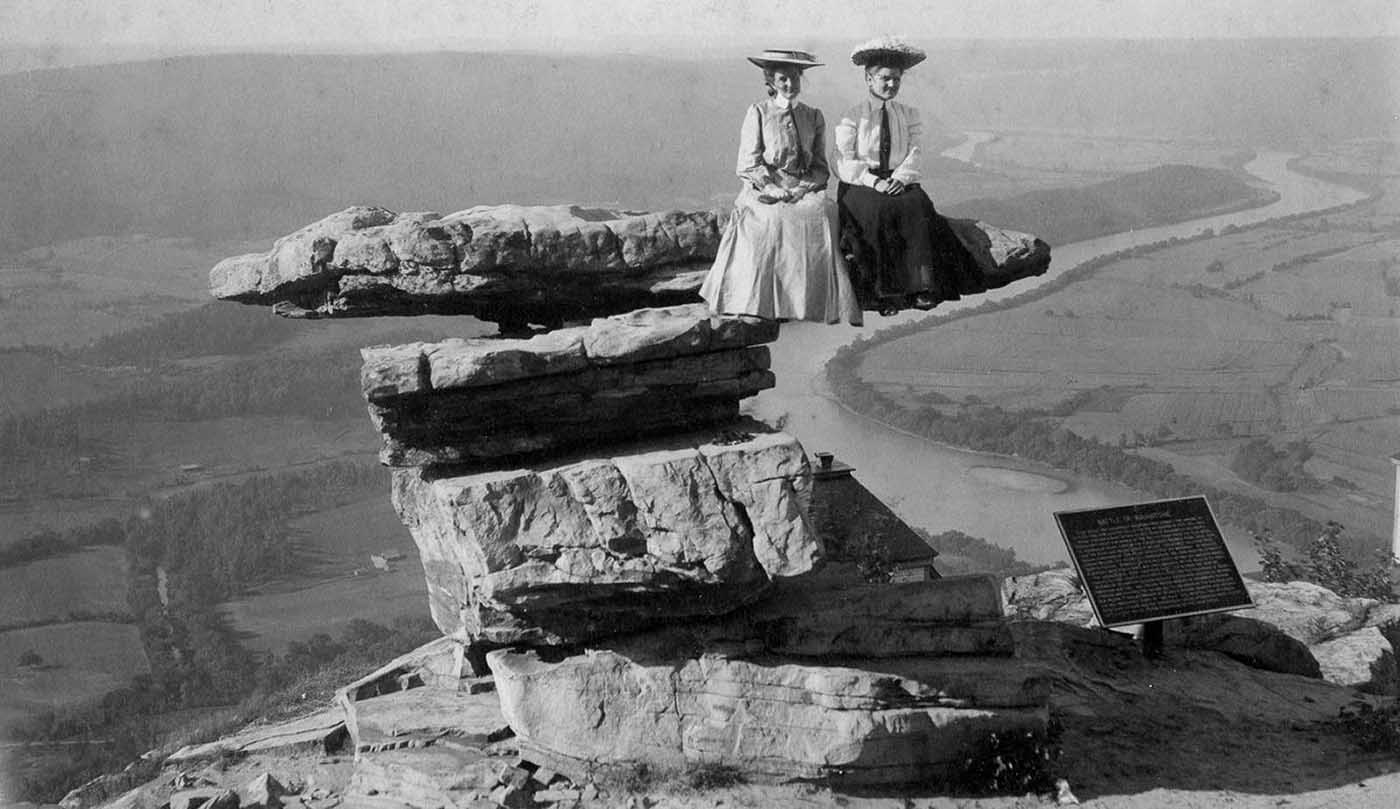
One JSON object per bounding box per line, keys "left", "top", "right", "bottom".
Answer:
{"left": 700, "top": 49, "right": 862, "bottom": 326}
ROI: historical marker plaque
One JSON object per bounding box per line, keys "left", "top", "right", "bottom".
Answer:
{"left": 1054, "top": 496, "right": 1253, "bottom": 627}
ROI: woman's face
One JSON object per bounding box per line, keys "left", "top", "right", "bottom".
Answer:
{"left": 769, "top": 66, "right": 802, "bottom": 100}
{"left": 865, "top": 66, "right": 903, "bottom": 101}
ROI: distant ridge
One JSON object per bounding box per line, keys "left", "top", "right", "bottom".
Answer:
{"left": 0, "top": 41, "right": 1392, "bottom": 253}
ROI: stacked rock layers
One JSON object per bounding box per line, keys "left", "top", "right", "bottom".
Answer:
{"left": 488, "top": 575, "right": 1051, "bottom": 786}
{"left": 362, "top": 304, "right": 779, "bottom": 466}
{"left": 367, "top": 304, "right": 820, "bottom": 641}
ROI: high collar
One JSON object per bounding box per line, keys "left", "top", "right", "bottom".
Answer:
{"left": 771, "top": 94, "right": 795, "bottom": 110}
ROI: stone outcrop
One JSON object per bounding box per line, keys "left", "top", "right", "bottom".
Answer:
{"left": 475, "top": 574, "right": 1054, "bottom": 788}
{"left": 210, "top": 205, "right": 722, "bottom": 328}
{"left": 1002, "top": 571, "right": 1400, "bottom": 694}
{"left": 490, "top": 647, "right": 1049, "bottom": 787}
{"left": 165, "top": 709, "right": 348, "bottom": 766}
{"left": 209, "top": 204, "right": 1051, "bottom": 327}
{"left": 362, "top": 304, "right": 778, "bottom": 466}
{"left": 392, "top": 424, "right": 817, "bottom": 641}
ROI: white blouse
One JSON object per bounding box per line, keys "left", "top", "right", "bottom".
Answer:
{"left": 834, "top": 97, "right": 924, "bottom": 188}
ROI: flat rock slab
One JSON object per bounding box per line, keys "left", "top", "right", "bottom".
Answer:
{"left": 210, "top": 204, "right": 722, "bottom": 327}
{"left": 342, "top": 688, "right": 510, "bottom": 754}
{"left": 362, "top": 305, "right": 779, "bottom": 466}
{"left": 165, "top": 708, "right": 348, "bottom": 765}
{"left": 209, "top": 205, "right": 1050, "bottom": 326}
{"left": 488, "top": 647, "right": 1048, "bottom": 787}
{"left": 393, "top": 424, "right": 818, "bottom": 641}
{"left": 346, "top": 745, "right": 503, "bottom": 808}
{"left": 337, "top": 636, "right": 470, "bottom": 703}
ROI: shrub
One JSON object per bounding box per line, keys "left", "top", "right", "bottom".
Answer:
{"left": 1337, "top": 698, "right": 1400, "bottom": 755}
{"left": 1255, "top": 523, "right": 1397, "bottom": 602}
{"left": 684, "top": 763, "right": 745, "bottom": 791}
{"left": 950, "top": 720, "right": 1062, "bottom": 795}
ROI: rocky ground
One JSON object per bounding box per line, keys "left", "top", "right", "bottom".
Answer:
{"left": 48, "top": 620, "right": 1399, "bottom": 809}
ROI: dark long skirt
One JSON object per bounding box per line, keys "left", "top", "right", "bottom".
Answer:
{"left": 837, "top": 182, "right": 986, "bottom": 310}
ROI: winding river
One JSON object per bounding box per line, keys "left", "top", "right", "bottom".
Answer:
{"left": 750, "top": 142, "right": 1368, "bottom": 566}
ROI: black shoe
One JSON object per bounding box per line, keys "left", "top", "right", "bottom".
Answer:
{"left": 877, "top": 302, "right": 900, "bottom": 316}
{"left": 912, "top": 293, "right": 938, "bottom": 310}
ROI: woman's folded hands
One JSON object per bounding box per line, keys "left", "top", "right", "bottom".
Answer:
{"left": 757, "top": 184, "right": 791, "bottom": 204}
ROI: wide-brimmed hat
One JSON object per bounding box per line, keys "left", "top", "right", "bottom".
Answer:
{"left": 850, "top": 36, "right": 926, "bottom": 70}
{"left": 747, "top": 48, "right": 823, "bottom": 70}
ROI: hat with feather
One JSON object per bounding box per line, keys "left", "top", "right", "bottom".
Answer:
{"left": 850, "top": 36, "right": 926, "bottom": 70}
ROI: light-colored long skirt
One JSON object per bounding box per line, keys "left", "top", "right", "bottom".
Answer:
{"left": 700, "top": 187, "right": 863, "bottom": 326}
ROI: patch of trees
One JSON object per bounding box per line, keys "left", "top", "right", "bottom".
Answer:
{"left": 1230, "top": 438, "right": 1320, "bottom": 492}
{"left": 0, "top": 518, "right": 125, "bottom": 568}
{"left": 125, "top": 460, "right": 386, "bottom": 601}
{"left": 1256, "top": 521, "right": 1395, "bottom": 602}
{"left": 921, "top": 529, "right": 1047, "bottom": 577}
{"left": 1222, "top": 270, "right": 1266, "bottom": 290}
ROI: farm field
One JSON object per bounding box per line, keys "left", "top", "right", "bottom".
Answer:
{"left": 124, "top": 416, "right": 379, "bottom": 489}
{"left": 0, "top": 548, "right": 130, "bottom": 628}
{"left": 222, "top": 494, "right": 425, "bottom": 654}
{"left": 0, "top": 351, "right": 127, "bottom": 418}
{"left": 223, "top": 567, "right": 427, "bottom": 655}
{"left": 0, "top": 234, "right": 259, "bottom": 348}
{"left": 0, "top": 622, "right": 149, "bottom": 733}
{"left": 859, "top": 164, "right": 1400, "bottom": 544}
{"left": 282, "top": 497, "right": 416, "bottom": 576}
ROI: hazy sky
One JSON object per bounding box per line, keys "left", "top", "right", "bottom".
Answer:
{"left": 3, "top": 0, "right": 1398, "bottom": 51}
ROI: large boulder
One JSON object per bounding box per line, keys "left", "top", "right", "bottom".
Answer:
{"left": 1002, "top": 572, "right": 1400, "bottom": 692}
{"left": 362, "top": 305, "right": 779, "bottom": 466}
{"left": 1001, "top": 568, "right": 1098, "bottom": 627}
{"left": 1163, "top": 613, "right": 1322, "bottom": 678}
{"left": 1241, "top": 582, "right": 1400, "bottom": 693}
{"left": 946, "top": 217, "right": 1052, "bottom": 289}
{"left": 392, "top": 425, "right": 818, "bottom": 641}
{"left": 488, "top": 646, "right": 1049, "bottom": 787}
{"left": 210, "top": 205, "right": 1052, "bottom": 326}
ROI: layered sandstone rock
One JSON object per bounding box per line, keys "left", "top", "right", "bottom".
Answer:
{"left": 210, "top": 205, "right": 722, "bottom": 327}
{"left": 392, "top": 425, "right": 818, "bottom": 641}
{"left": 210, "top": 204, "right": 1051, "bottom": 326}
{"left": 362, "top": 305, "right": 778, "bottom": 466}
{"left": 645, "top": 574, "right": 1016, "bottom": 659}
{"left": 482, "top": 574, "right": 1053, "bottom": 787}
{"left": 489, "top": 647, "right": 1049, "bottom": 787}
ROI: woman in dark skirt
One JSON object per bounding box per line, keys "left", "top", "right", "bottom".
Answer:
{"left": 834, "top": 37, "right": 985, "bottom": 314}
